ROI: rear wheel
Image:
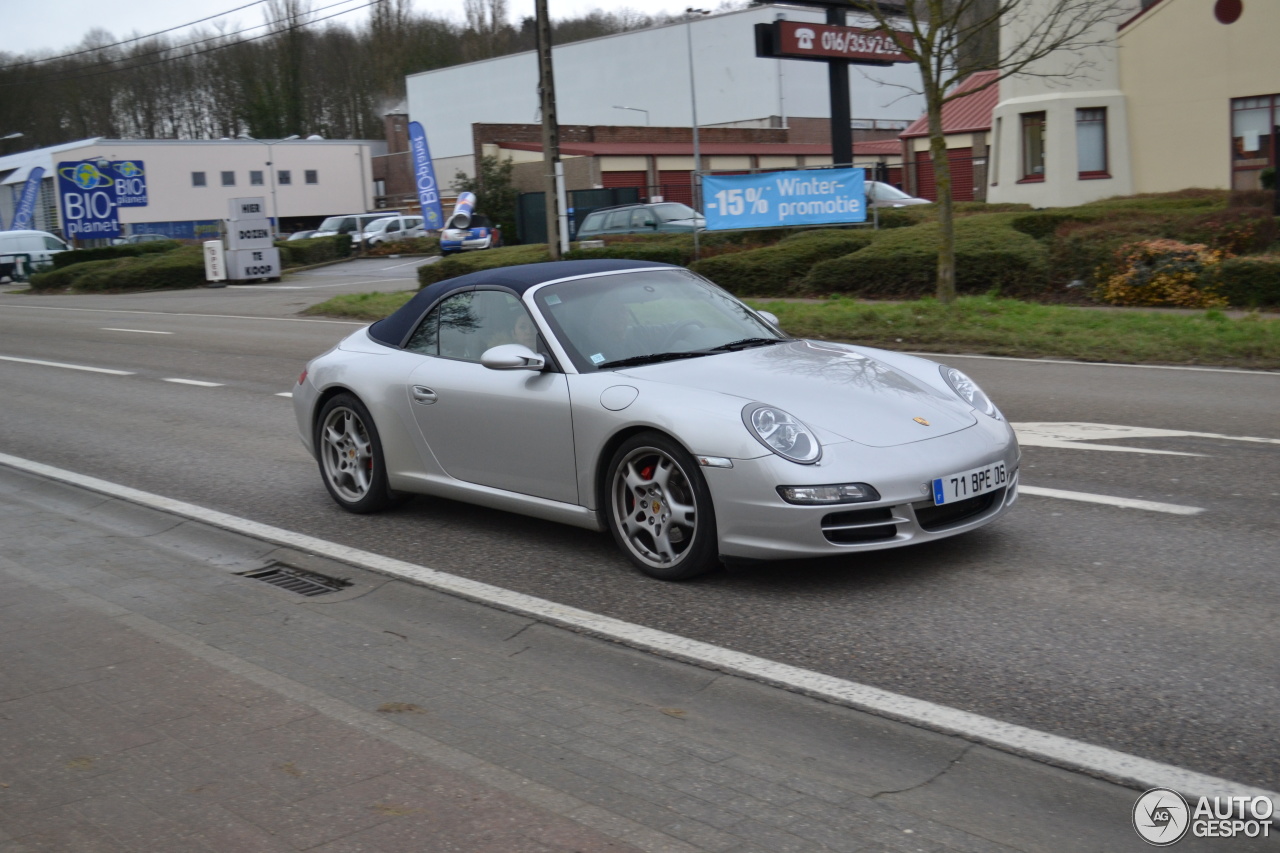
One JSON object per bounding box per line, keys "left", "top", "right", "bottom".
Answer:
{"left": 605, "top": 432, "right": 719, "bottom": 580}
{"left": 315, "top": 393, "right": 393, "bottom": 513}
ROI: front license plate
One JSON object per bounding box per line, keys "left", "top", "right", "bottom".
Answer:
{"left": 932, "top": 461, "right": 1009, "bottom": 506}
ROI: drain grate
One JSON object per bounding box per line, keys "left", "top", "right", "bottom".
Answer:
{"left": 239, "top": 564, "right": 351, "bottom": 597}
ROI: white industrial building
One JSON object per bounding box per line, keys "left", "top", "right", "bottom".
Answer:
{"left": 406, "top": 3, "right": 926, "bottom": 185}
{"left": 0, "top": 137, "right": 382, "bottom": 240}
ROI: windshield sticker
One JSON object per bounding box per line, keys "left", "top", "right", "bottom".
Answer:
{"left": 590, "top": 353, "right": 606, "bottom": 364}
{"left": 545, "top": 294, "right": 562, "bottom": 305}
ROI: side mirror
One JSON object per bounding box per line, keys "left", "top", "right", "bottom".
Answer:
{"left": 481, "top": 343, "right": 546, "bottom": 372}
{"left": 757, "top": 310, "right": 781, "bottom": 329}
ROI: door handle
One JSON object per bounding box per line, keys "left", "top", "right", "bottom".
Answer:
{"left": 411, "top": 385, "right": 438, "bottom": 405}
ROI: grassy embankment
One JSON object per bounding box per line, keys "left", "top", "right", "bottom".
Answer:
{"left": 303, "top": 292, "right": 1280, "bottom": 371}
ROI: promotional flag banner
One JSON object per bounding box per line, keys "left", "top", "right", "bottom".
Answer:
{"left": 10, "top": 167, "right": 45, "bottom": 231}
{"left": 407, "top": 121, "right": 445, "bottom": 230}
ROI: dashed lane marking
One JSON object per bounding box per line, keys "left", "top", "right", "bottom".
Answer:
{"left": 0, "top": 354, "right": 133, "bottom": 375}
{"left": 1018, "top": 486, "right": 1204, "bottom": 515}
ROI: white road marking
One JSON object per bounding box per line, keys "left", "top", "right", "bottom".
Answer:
{"left": 276, "top": 392, "right": 293, "bottom": 398}
{"left": 1019, "top": 486, "right": 1204, "bottom": 515}
{"left": 0, "top": 305, "right": 364, "bottom": 325}
{"left": 0, "top": 354, "right": 133, "bottom": 376}
{"left": 922, "top": 352, "right": 1280, "bottom": 376}
{"left": 162, "top": 378, "right": 223, "bottom": 387}
{"left": 0, "top": 450, "right": 1270, "bottom": 803}
{"left": 101, "top": 328, "right": 173, "bottom": 335}
{"left": 1014, "top": 422, "right": 1280, "bottom": 456}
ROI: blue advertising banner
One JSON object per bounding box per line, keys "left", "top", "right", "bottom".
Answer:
{"left": 9, "top": 167, "right": 45, "bottom": 230}
{"left": 407, "top": 121, "right": 445, "bottom": 230}
{"left": 111, "top": 160, "right": 148, "bottom": 207}
{"left": 57, "top": 160, "right": 121, "bottom": 240}
{"left": 702, "top": 168, "right": 866, "bottom": 230}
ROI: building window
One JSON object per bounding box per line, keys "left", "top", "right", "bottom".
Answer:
{"left": 192, "top": 171, "right": 207, "bottom": 187}
{"left": 250, "top": 170, "right": 264, "bottom": 186}
{"left": 1020, "top": 112, "right": 1046, "bottom": 181}
{"left": 1076, "top": 108, "right": 1109, "bottom": 178}
{"left": 1231, "top": 95, "right": 1277, "bottom": 190}
{"left": 305, "top": 170, "right": 318, "bottom": 185}
{"left": 990, "top": 117, "right": 1001, "bottom": 186}
{"left": 278, "top": 170, "right": 292, "bottom": 185}
{"left": 221, "top": 171, "right": 235, "bottom": 187}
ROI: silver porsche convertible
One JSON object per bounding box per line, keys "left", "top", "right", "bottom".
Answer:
{"left": 293, "top": 259, "right": 1018, "bottom": 580}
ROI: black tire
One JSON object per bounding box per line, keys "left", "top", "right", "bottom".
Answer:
{"left": 605, "top": 432, "right": 719, "bottom": 580}
{"left": 314, "top": 393, "right": 394, "bottom": 513}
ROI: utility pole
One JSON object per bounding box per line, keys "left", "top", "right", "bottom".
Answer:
{"left": 826, "top": 5, "right": 853, "bottom": 168}
{"left": 535, "top": 0, "right": 564, "bottom": 259}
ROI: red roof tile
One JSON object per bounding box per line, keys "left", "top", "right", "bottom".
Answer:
{"left": 899, "top": 70, "right": 1000, "bottom": 138}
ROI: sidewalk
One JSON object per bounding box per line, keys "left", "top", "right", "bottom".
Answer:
{"left": 0, "top": 465, "right": 1272, "bottom": 853}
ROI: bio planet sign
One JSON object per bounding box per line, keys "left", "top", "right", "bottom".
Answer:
{"left": 1133, "top": 788, "right": 1274, "bottom": 845}
{"left": 56, "top": 159, "right": 149, "bottom": 240}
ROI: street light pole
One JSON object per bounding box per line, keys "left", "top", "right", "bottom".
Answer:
{"left": 612, "top": 106, "right": 649, "bottom": 125}
{"left": 686, "top": 8, "right": 709, "bottom": 260}
{"left": 237, "top": 133, "right": 299, "bottom": 238}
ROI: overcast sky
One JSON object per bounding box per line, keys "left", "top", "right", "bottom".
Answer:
{"left": 2, "top": 0, "right": 709, "bottom": 57}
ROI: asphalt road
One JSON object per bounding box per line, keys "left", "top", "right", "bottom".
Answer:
{"left": 2, "top": 257, "right": 1277, "bottom": 792}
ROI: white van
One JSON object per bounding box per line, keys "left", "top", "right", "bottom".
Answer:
{"left": 312, "top": 212, "right": 405, "bottom": 240}
{"left": 357, "top": 215, "right": 426, "bottom": 247}
{"left": 0, "top": 230, "right": 70, "bottom": 281}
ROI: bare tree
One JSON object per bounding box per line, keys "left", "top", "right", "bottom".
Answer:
{"left": 853, "top": 0, "right": 1132, "bottom": 303}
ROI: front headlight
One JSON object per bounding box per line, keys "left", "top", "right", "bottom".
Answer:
{"left": 742, "top": 404, "right": 822, "bottom": 464}
{"left": 940, "top": 366, "right": 1002, "bottom": 420}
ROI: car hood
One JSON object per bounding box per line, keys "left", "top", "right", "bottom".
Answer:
{"left": 616, "top": 340, "right": 976, "bottom": 448}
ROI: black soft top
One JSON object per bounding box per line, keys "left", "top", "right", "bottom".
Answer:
{"left": 367, "top": 259, "right": 677, "bottom": 347}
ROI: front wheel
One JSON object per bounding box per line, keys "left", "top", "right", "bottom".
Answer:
{"left": 315, "top": 393, "right": 394, "bottom": 513}
{"left": 605, "top": 432, "right": 719, "bottom": 580}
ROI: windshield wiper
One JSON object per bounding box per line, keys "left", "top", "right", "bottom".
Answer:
{"left": 708, "top": 337, "right": 786, "bottom": 352}
{"left": 597, "top": 351, "right": 710, "bottom": 370}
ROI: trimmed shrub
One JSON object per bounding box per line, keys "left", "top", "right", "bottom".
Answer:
{"left": 689, "top": 228, "right": 876, "bottom": 296}
{"left": 565, "top": 243, "right": 690, "bottom": 265}
{"left": 364, "top": 235, "right": 440, "bottom": 256}
{"left": 802, "top": 217, "right": 1048, "bottom": 298}
{"left": 51, "top": 240, "right": 179, "bottom": 269}
{"left": 276, "top": 235, "right": 353, "bottom": 266}
{"left": 1217, "top": 255, "right": 1280, "bottom": 307}
{"left": 31, "top": 245, "right": 207, "bottom": 292}
{"left": 417, "top": 244, "right": 551, "bottom": 287}
{"left": 1097, "top": 239, "right": 1228, "bottom": 308}
{"left": 1170, "top": 206, "right": 1279, "bottom": 255}
{"left": 1010, "top": 210, "right": 1106, "bottom": 240}
{"left": 1048, "top": 215, "right": 1175, "bottom": 286}
{"left": 1081, "top": 188, "right": 1228, "bottom": 212}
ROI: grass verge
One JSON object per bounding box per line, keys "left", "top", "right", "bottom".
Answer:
{"left": 304, "top": 292, "right": 1280, "bottom": 370}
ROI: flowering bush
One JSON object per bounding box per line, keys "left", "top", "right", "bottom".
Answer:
{"left": 1098, "top": 239, "right": 1229, "bottom": 308}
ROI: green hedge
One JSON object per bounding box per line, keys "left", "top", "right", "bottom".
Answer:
{"left": 689, "top": 228, "right": 876, "bottom": 296}
{"left": 51, "top": 240, "right": 180, "bottom": 268}
{"left": 802, "top": 217, "right": 1049, "bottom": 298}
{"left": 1217, "top": 255, "right": 1280, "bottom": 307}
{"left": 417, "top": 244, "right": 551, "bottom": 287}
{"left": 275, "top": 234, "right": 353, "bottom": 267}
{"left": 1047, "top": 215, "right": 1176, "bottom": 286}
{"left": 30, "top": 246, "right": 207, "bottom": 292}
{"left": 565, "top": 243, "right": 690, "bottom": 266}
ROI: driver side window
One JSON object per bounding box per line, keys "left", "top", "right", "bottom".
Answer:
{"left": 404, "top": 290, "right": 531, "bottom": 361}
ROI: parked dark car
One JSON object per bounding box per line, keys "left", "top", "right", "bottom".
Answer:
{"left": 575, "top": 203, "right": 705, "bottom": 240}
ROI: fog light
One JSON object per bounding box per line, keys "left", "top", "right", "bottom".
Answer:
{"left": 778, "top": 483, "right": 880, "bottom": 505}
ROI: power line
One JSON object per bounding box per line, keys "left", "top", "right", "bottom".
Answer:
{"left": 1, "top": 0, "right": 272, "bottom": 69}
{"left": 1, "top": 0, "right": 386, "bottom": 88}
{"left": 3, "top": 0, "right": 373, "bottom": 81}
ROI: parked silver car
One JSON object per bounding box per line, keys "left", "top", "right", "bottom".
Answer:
{"left": 293, "top": 260, "right": 1017, "bottom": 580}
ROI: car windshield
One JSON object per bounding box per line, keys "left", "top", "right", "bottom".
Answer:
{"left": 533, "top": 268, "right": 784, "bottom": 372}
{"left": 317, "top": 216, "right": 352, "bottom": 232}
{"left": 652, "top": 203, "right": 702, "bottom": 223}
{"left": 867, "top": 182, "right": 915, "bottom": 201}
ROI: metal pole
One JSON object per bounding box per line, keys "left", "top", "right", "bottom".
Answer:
{"left": 827, "top": 6, "right": 853, "bottom": 168}
{"left": 535, "top": 0, "right": 563, "bottom": 259}
{"left": 687, "top": 14, "right": 702, "bottom": 260}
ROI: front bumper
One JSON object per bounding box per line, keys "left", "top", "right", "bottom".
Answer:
{"left": 702, "top": 420, "right": 1018, "bottom": 560}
